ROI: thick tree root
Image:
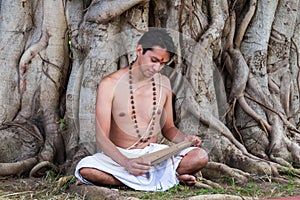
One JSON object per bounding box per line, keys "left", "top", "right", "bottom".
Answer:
{"left": 195, "top": 175, "right": 223, "bottom": 189}
{"left": 0, "top": 157, "right": 37, "bottom": 176}
{"left": 68, "top": 184, "right": 137, "bottom": 200}
{"left": 187, "top": 194, "right": 258, "bottom": 200}
{"left": 201, "top": 162, "right": 250, "bottom": 184}
{"left": 85, "top": 0, "right": 148, "bottom": 24}
{"left": 29, "top": 161, "right": 58, "bottom": 178}
{"left": 194, "top": 182, "right": 214, "bottom": 189}
{"left": 186, "top": 101, "right": 255, "bottom": 159}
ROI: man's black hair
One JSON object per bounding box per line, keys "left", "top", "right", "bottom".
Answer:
{"left": 137, "top": 28, "right": 175, "bottom": 60}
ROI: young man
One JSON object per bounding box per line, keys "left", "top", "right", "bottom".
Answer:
{"left": 75, "top": 29, "right": 208, "bottom": 191}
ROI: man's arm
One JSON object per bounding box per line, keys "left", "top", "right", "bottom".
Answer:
{"left": 95, "top": 76, "right": 150, "bottom": 176}
{"left": 95, "top": 77, "right": 124, "bottom": 162}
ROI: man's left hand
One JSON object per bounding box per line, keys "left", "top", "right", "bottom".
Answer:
{"left": 186, "top": 135, "right": 202, "bottom": 147}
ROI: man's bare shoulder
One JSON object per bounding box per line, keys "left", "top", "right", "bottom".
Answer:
{"left": 160, "top": 74, "right": 172, "bottom": 89}
{"left": 100, "top": 68, "right": 128, "bottom": 87}
{"left": 161, "top": 74, "right": 170, "bottom": 82}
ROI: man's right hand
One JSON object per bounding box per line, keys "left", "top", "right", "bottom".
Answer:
{"left": 124, "top": 157, "right": 151, "bottom": 176}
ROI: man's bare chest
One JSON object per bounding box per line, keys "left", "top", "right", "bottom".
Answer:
{"left": 112, "top": 83, "right": 162, "bottom": 123}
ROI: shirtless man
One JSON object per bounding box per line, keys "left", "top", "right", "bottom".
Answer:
{"left": 75, "top": 29, "right": 208, "bottom": 191}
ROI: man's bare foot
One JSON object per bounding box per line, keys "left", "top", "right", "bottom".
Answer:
{"left": 177, "top": 174, "right": 197, "bottom": 186}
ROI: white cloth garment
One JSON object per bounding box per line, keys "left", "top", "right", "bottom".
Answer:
{"left": 75, "top": 143, "right": 195, "bottom": 191}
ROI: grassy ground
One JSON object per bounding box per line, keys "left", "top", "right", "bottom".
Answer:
{"left": 118, "top": 178, "right": 300, "bottom": 200}
{"left": 0, "top": 171, "right": 300, "bottom": 200}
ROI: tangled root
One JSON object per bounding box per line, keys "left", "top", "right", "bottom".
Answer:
{"left": 29, "top": 161, "right": 58, "bottom": 177}
{"left": 0, "top": 157, "right": 37, "bottom": 176}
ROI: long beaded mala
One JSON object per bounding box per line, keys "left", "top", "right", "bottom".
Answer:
{"left": 128, "top": 65, "right": 157, "bottom": 145}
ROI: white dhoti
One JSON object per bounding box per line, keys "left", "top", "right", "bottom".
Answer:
{"left": 74, "top": 143, "right": 195, "bottom": 191}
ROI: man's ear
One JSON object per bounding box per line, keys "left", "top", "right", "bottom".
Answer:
{"left": 136, "top": 45, "right": 143, "bottom": 56}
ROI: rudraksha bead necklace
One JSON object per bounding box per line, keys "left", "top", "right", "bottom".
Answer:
{"left": 128, "top": 65, "right": 157, "bottom": 144}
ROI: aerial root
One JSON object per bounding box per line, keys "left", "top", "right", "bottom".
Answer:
{"left": 270, "top": 176, "right": 296, "bottom": 184}
{"left": 187, "top": 194, "right": 258, "bottom": 200}
{"left": 276, "top": 165, "right": 300, "bottom": 177}
{"left": 201, "top": 162, "right": 250, "bottom": 184}
{"left": 67, "top": 184, "right": 130, "bottom": 200}
{"left": 194, "top": 182, "right": 214, "bottom": 189}
{"left": 29, "top": 161, "right": 58, "bottom": 177}
{"left": 195, "top": 175, "right": 223, "bottom": 189}
{"left": 269, "top": 155, "right": 293, "bottom": 168}
{"left": 0, "top": 157, "right": 37, "bottom": 176}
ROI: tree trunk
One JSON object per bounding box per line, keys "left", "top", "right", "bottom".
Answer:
{"left": 0, "top": 0, "right": 69, "bottom": 175}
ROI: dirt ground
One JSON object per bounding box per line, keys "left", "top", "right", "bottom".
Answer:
{"left": 1, "top": 175, "right": 300, "bottom": 200}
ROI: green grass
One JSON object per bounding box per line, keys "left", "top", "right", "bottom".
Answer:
{"left": 118, "top": 176, "right": 300, "bottom": 199}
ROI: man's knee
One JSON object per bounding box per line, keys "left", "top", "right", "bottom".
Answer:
{"left": 79, "top": 167, "right": 92, "bottom": 179}
{"left": 177, "top": 148, "right": 208, "bottom": 175}
{"left": 197, "top": 148, "right": 209, "bottom": 167}
{"left": 190, "top": 148, "right": 209, "bottom": 169}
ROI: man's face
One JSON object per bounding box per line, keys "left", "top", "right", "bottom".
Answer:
{"left": 137, "top": 45, "right": 170, "bottom": 78}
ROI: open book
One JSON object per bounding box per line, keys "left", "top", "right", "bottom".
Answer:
{"left": 139, "top": 140, "right": 195, "bottom": 165}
